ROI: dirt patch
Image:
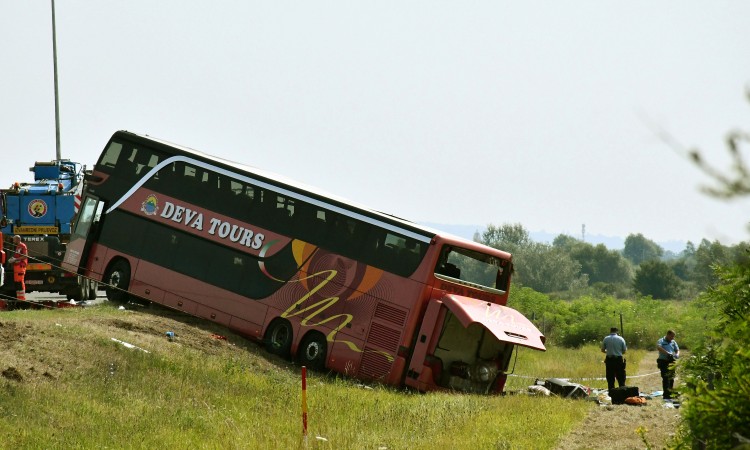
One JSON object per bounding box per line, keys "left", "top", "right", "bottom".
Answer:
{"left": 96, "top": 306, "right": 263, "bottom": 358}
{"left": 0, "top": 305, "right": 266, "bottom": 385}
{"left": 1, "top": 367, "right": 23, "bottom": 382}
{"left": 0, "top": 321, "right": 23, "bottom": 341}
{"left": 1, "top": 303, "right": 280, "bottom": 388}
{"left": 554, "top": 352, "right": 682, "bottom": 450}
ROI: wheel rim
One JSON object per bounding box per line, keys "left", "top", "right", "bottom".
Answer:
{"left": 110, "top": 271, "right": 122, "bottom": 288}
{"left": 305, "top": 341, "right": 322, "bottom": 361}
{"left": 105, "top": 262, "right": 130, "bottom": 303}
{"left": 271, "top": 325, "right": 289, "bottom": 348}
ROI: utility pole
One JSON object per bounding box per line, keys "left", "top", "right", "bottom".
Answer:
{"left": 51, "top": 0, "right": 62, "bottom": 160}
{"left": 581, "top": 224, "right": 586, "bottom": 242}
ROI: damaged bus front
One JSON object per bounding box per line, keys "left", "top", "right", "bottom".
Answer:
{"left": 405, "top": 244, "right": 546, "bottom": 394}
{"left": 406, "top": 294, "right": 546, "bottom": 394}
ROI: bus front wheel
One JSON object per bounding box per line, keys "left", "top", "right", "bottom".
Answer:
{"left": 105, "top": 261, "right": 131, "bottom": 303}
{"left": 265, "top": 320, "right": 293, "bottom": 358}
{"left": 297, "top": 333, "right": 328, "bottom": 371}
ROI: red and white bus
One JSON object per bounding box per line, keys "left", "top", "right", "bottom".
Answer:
{"left": 63, "top": 131, "right": 545, "bottom": 394}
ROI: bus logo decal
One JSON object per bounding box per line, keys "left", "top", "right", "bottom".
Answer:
{"left": 141, "top": 194, "right": 159, "bottom": 216}
{"left": 28, "top": 199, "right": 48, "bottom": 218}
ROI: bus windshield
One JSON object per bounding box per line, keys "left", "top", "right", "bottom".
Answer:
{"left": 434, "top": 245, "right": 511, "bottom": 293}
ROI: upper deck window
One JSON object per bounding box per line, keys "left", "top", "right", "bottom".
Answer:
{"left": 100, "top": 141, "right": 123, "bottom": 169}
{"left": 99, "top": 140, "right": 162, "bottom": 175}
{"left": 96, "top": 135, "right": 432, "bottom": 278}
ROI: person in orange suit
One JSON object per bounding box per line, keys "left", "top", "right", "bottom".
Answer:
{"left": 7, "top": 235, "right": 28, "bottom": 303}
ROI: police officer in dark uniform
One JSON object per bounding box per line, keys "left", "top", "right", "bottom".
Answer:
{"left": 601, "top": 327, "right": 627, "bottom": 391}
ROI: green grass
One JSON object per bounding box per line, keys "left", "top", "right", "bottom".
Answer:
{"left": 0, "top": 306, "right": 592, "bottom": 449}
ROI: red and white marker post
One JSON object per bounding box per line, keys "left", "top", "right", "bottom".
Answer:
{"left": 301, "top": 366, "right": 308, "bottom": 439}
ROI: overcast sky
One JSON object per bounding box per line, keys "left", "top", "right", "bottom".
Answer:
{"left": 2, "top": 1, "right": 749, "bottom": 247}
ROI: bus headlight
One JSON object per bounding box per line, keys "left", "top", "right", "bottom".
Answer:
{"left": 472, "top": 360, "right": 498, "bottom": 383}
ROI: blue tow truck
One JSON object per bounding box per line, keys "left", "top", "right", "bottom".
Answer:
{"left": 1, "top": 160, "right": 97, "bottom": 305}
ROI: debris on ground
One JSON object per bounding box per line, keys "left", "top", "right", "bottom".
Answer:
{"left": 527, "top": 384, "right": 552, "bottom": 396}
{"left": 111, "top": 337, "right": 150, "bottom": 353}
{"left": 541, "top": 378, "right": 590, "bottom": 399}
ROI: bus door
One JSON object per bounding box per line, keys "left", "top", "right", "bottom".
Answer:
{"left": 405, "top": 294, "right": 546, "bottom": 394}
{"left": 62, "top": 195, "right": 104, "bottom": 276}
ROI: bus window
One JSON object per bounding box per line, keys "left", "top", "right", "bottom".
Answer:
{"left": 133, "top": 149, "right": 156, "bottom": 176}
{"left": 226, "top": 180, "right": 241, "bottom": 196}
{"left": 179, "top": 164, "right": 204, "bottom": 205}
{"left": 99, "top": 141, "right": 123, "bottom": 169}
{"left": 183, "top": 164, "right": 198, "bottom": 179}
{"left": 436, "top": 246, "right": 509, "bottom": 292}
{"left": 383, "top": 233, "right": 403, "bottom": 259}
{"left": 276, "top": 196, "right": 294, "bottom": 218}
{"left": 72, "top": 197, "right": 101, "bottom": 238}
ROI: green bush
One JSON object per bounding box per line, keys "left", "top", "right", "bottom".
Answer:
{"left": 674, "top": 262, "right": 750, "bottom": 449}
{"left": 509, "top": 287, "right": 710, "bottom": 350}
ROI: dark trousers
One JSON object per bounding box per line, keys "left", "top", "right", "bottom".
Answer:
{"left": 605, "top": 356, "right": 626, "bottom": 391}
{"left": 657, "top": 358, "right": 676, "bottom": 398}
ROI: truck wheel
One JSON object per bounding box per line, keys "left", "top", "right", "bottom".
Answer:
{"left": 105, "top": 261, "right": 131, "bottom": 303}
{"left": 297, "top": 332, "right": 328, "bottom": 371}
{"left": 87, "top": 280, "right": 99, "bottom": 300}
{"left": 265, "top": 320, "right": 293, "bottom": 358}
{"left": 71, "top": 276, "right": 89, "bottom": 301}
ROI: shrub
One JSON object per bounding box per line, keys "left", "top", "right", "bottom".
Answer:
{"left": 674, "top": 261, "right": 750, "bottom": 449}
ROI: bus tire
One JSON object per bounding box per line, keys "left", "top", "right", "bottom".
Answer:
{"left": 105, "top": 260, "right": 131, "bottom": 304}
{"left": 265, "top": 320, "right": 293, "bottom": 358}
{"left": 297, "top": 332, "right": 328, "bottom": 371}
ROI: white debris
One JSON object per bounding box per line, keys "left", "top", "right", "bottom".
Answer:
{"left": 111, "top": 338, "right": 150, "bottom": 353}
{"left": 528, "top": 385, "right": 551, "bottom": 396}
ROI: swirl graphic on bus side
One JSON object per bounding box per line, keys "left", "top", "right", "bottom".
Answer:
{"left": 264, "top": 240, "right": 394, "bottom": 362}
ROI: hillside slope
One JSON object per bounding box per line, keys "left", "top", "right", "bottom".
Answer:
{"left": 1, "top": 302, "right": 677, "bottom": 449}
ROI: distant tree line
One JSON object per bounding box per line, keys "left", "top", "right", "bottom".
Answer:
{"left": 491, "top": 87, "right": 750, "bottom": 448}
{"left": 476, "top": 223, "right": 749, "bottom": 299}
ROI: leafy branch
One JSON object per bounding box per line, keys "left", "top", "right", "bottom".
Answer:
{"left": 642, "top": 86, "right": 750, "bottom": 200}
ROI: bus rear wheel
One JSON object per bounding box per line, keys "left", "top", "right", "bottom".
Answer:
{"left": 265, "top": 320, "right": 293, "bottom": 358}
{"left": 105, "top": 261, "right": 131, "bottom": 304}
{"left": 297, "top": 333, "right": 328, "bottom": 371}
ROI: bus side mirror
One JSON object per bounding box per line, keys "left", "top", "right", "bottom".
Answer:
{"left": 84, "top": 173, "right": 104, "bottom": 182}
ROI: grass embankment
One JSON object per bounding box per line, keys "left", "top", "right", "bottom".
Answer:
{"left": 1, "top": 305, "right": 598, "bottom": 449}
